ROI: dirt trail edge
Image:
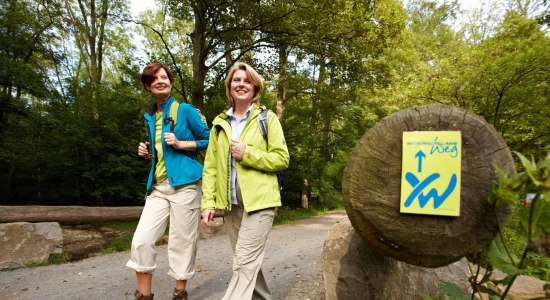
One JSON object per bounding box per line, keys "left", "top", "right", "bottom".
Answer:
{"left": 0, "top": 211, "right": 347, "bottom": 300}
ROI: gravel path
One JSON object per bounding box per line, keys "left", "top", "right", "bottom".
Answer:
{"left": 0, "top": 211, "right": 346, "bottom": 300}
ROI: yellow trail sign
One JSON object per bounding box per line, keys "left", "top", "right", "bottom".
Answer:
{"left": 400, "top": 131, "right": 461, "bottom": 217}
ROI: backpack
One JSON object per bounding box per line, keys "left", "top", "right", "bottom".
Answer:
{"left": 257, "top": 109, "right": 289, "bottom": 193}
{"left": 168, "top": 100, "right": 207, "bottom": 164}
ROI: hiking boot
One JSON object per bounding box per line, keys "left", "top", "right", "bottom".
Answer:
{"left": 172, "top": 288, "right": 188, "bottom": 300}
{"left": 134, "top": 289, "right": 154, "bottom": 300}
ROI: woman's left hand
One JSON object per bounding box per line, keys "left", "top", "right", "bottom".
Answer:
{"left": 164, "top": 132, "right": 180, "bottom": 149}
{"left": 231, "top": 139, "right": 246, "bottom": 161}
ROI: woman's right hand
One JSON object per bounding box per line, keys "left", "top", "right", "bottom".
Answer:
{"left": 138, "top": 142, "right": 150, "bottom": 158}
{"left": 202, "top": 209, "right": 215, "bottom": 226}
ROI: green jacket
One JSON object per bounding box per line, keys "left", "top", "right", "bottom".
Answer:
{"left": 201, "top": 105, "right": 290, "bottom": 212}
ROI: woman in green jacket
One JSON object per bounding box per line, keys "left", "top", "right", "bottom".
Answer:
{"left": 201, "top": 62, "right": 289, "bottom": 300}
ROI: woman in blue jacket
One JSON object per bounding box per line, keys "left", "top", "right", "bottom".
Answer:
{"left": 126, "top": 62, "right": 210, "bottom": 300}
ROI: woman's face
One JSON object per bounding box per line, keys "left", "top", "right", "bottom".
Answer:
{"left": 230, "top": 69, "right": 254, "bottom": 105}
{"left": 147, "top": 68, "right": 172, "bottom": 99}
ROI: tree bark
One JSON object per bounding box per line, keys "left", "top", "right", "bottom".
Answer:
{"left": 276, "top": 45, "right": 288, "bottom": 119}
{"left": 301, "top": 53, "right": 326, "bottom": 209}
{"left": 342, "top": 104, "right": 516, "bottom": 268}
{"left": 190, "top": 1, "right": 208, "bottom": 113}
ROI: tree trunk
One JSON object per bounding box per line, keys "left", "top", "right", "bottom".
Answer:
{"left": 190, "top": 1, "right": 207, "bottom": 113}
{"left": 317, "top": 116, "right": 330, "bottom": 203}
{"left": 0, "top": 206, "right": 225, "bottom": 224}
{"left": 342, "top": 104, "right": 516, "bottom": 268}
{"left": 301, "top": 178, "right": 309, "bottom": 209}
{"left": 276, "top": 45, "right": 288, "bottom": 119}
{"left": 301, "top": 53, "right": 326, "bottom": 208}
{"left": 76, "top": 0, "right": 107, "bottom": 121}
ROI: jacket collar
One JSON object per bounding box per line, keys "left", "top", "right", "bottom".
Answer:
{"left": 147, "top": 95, "right": 175, "bottom": 116}
{"left": 214, "top": 104, "right": 265, "bottom": 125}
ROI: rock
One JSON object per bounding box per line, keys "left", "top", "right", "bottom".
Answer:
{"left": 0, "top": 222, "right": 63, "bottom": 270}
{"left": 480, "top": 271, "right": 550, "bottom": 300}
{"left": 505, "top": 276, "right": 549, "bottom": 300}
{"left": 62, "top": 227, "right": 110, "bottom": 261}
{"left": 322, "top": 217, "right": 470, "bottom": 300}
{"left": 200, "top": 217, "right": 226, "bottom": 239}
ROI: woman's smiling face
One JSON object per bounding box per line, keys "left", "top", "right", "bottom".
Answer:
{"left": 230, "top": 69, "right": 254, "bottom": 104}
{"left": 148, "top": 68, "right": 172, "bottom": 98}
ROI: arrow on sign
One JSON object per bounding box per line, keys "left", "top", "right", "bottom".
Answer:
{"left": 415, "top": 150, "right": 426, "bottom": 173}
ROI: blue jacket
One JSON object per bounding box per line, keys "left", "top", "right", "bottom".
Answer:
{"left": 144, "top": 96, "right": 210, "bottom": 192}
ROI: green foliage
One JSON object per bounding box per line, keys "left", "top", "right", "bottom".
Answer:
{"left": 486, "top": 234, "right": 521, "bottom": 276}
{"left": 430, "top": 152, "right": 550, "bottom": 300}
{"left": 46, "top": 252, "right": 72, "bottom": 265}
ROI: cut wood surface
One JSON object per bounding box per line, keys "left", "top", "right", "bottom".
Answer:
{"left": 342, "top": 104, "right": 516, "bottom": 268}
{"left": 0, "top": 206, "right": 144, "bottom": 223}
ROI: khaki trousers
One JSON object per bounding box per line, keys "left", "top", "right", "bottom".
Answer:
{"left": 223, "top": 188, "right": 276, "bottom": 300}
{"left": 126, "top": 181, "right": 201, "bottom": 280}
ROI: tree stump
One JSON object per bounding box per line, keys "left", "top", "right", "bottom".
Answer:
{"left": 342, "top": 104, "right": 516, "bottom": 267}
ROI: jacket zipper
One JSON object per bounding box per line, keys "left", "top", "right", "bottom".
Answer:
{"left": 224, "top": 117, "right": 232, "bottom": 210}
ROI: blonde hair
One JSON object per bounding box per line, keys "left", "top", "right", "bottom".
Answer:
{"left": 225, "top": 62, "right": 263, "bottom": 108}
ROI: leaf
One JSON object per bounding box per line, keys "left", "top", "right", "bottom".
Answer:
{"left": 438, "top": 282, "right": 479, "bottom": 300}
{"left": 507, "top": 174, "right": 525, "bottom": 191}
{"left": 531, "top": 195, "right": 550, "bottom": 236}
{"left": 494, "top": 165, "right": 509, "bottom": 187}
{"left": 487, "top": 235, "right": 521, "bottom": 276}
{"left": 515, "top": 152, "right": 542, "bottom": 186}
{"left": 419, "top": 294, "right": 441, "bottom": 300}
{"left": 490, "top": 187, "right": 519, "bottom": 208}
{"left": 544, "top": 176, "right": 550, "bottom": 189}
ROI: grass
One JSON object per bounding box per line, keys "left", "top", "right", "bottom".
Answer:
{"left": 85, "top": 220, "right": 139, "bottom": 255}
{"left": 25, "top": 252, "right": 72, "bottom": 267}
{"left": 99, "top": 235, "right": 134, "bottom": 255}
{"left": 91, "top": 220, "right": 139, "bottom": 231}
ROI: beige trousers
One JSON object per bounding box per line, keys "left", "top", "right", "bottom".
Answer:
{"left": 223, "top": 188, "right": 276, "bottom": 300}
{"left": 126, "top": 181, "right": 201, "bottom": 280}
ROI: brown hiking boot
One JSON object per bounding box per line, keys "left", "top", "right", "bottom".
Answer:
{"left": 172, "top": 288, "right": 188, "bottom": 300}
{"left": 134, "top": 289, "right": 154, "bottom": 300}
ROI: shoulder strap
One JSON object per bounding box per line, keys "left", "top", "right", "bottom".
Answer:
{"left": 169, "top": 100, "right": 180, "bottom": 132}
{"left": 257, "top": 109, "right": 269, "bottom": 147}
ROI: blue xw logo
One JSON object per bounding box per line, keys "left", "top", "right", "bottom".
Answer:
{"left": 404, "top": 172, "right": 457, "bottom": 209}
